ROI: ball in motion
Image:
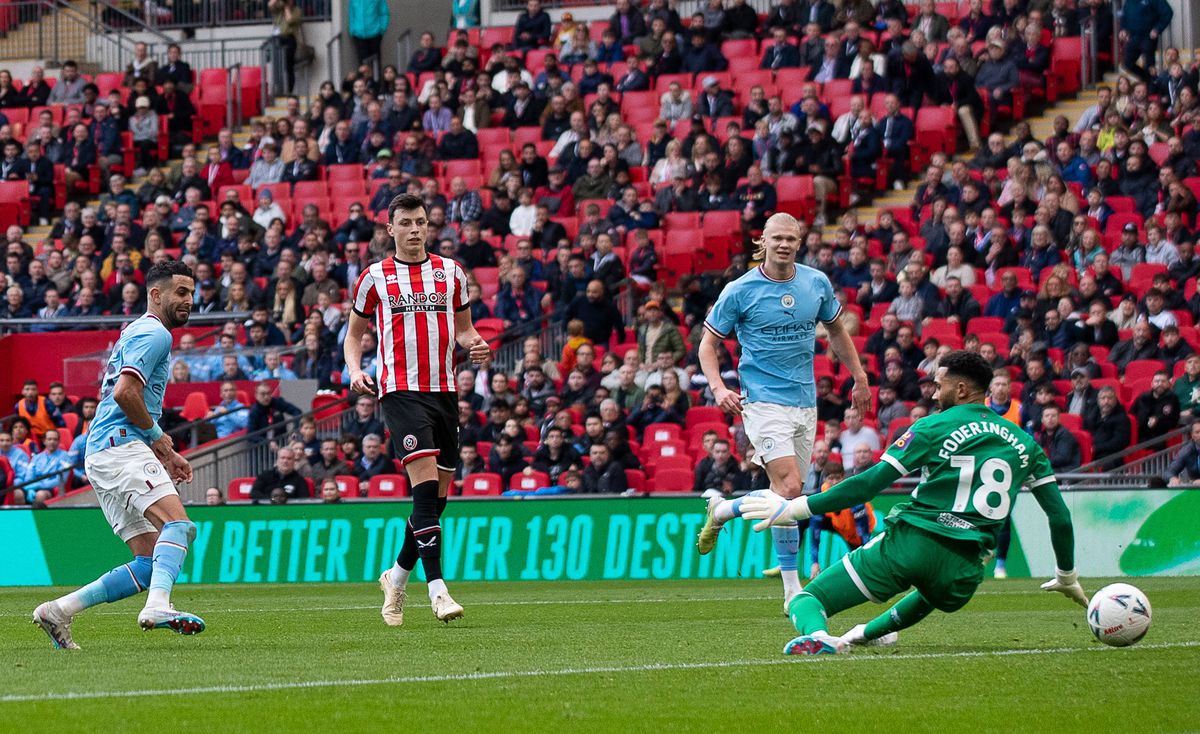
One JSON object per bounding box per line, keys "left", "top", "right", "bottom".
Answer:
{"left": 1086, "top": 583, "right": 1151, "bottom": 647}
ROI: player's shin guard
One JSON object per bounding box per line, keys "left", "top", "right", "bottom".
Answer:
{"left": 791, "top": 557, "right": 875, "bottom": 633}
{"left": 146, "top": 520, "right": 195, "bottom": 608}
{"left": 409, "top": 480, "right": 443, "bottom": 582}
{"left": 787, "top": 592, "right": 829, "bottom": 635}
{"left": 772, "top": 523, "right": 802, "bottom": 601}
{"left": 863, "top": 591, "right": 935, "bottom": 639}
{"left": 58, "top": 556, "right": 153, "bottom": 616}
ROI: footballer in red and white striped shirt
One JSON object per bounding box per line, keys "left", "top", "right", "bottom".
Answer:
{"left": 351, "top": 251, "right": 469, "bottom": 393}
{"left": 344, "top": 193, "right": 490, "bottom": 626}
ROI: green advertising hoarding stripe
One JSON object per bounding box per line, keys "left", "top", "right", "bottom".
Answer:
{"left": 0, "top": 512, "right": 51, "bottom": 585}
{"left": 9, "top": 491, "right": 1198, "bottom": 587}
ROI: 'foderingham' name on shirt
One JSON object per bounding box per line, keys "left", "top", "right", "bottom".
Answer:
{"left": 938, "top": 420, "right": 1029, "bottom": 467}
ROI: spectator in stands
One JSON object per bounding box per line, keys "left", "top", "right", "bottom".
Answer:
{"left": 355, "top": 433, "right": 391, "bottom": 481}
{"left": 609, "top": 0, "right": 648, "bottom": 45}
{"left": 0, "top": 430, "right": 29, "bottom": 488}
{"left": 454, "top": 442, "right": 486, "bottom": 482}
{"left": 838, "top": 407, "right": 880, "bottom": 468}
{"left": 126, "top": 96, "right": 159, "bottom": 177}
{"left": 47, "top": 60, "right": 85, "bottom": 105}
{"left": 157, "top": 43, "right": 192, "bottom": 91}
{"left": 206, "top": 381, "right": 249, "bottom": 438}
{"left": 1086, "top": 386, "right": 1130, "bottom": 471}
{"left": 488, "top": 435, "right": 528, "bottom": 487}
{"left": 446, "top": 176, "right": 484, "bottom": 224}
{"left": 23, "top": 429, "right": 71, "bottom": 504}
{"left": 1133, "top": 370, "right": 1182, "bottom": 443}
{"left": 204, "top": 487, "right": 225, "bottom": 506}
{"left": 564, "top": 279, "right": 625, "bottom": 346}
{"left": 123, "top": 41, "right": 156, "bottom": 86}
{"left": 247, "top": 143, "right": 284, "bottom": 188}
{"left": 253, "top": 350, "right": 299, "bottom": 381}
{"left": 531, "top": 425, "right": 581, "bottom": 485}
{"left": 875, "top": 385, "right": 907, "bottom": 438}
{"left": 581, "top": 442, "right": 627, "bottom": 493}
{"left": 1110, "top": 320, "right": 1160, "bottom": 374}
{"left": 1119, "top": 0, "right": 1172, "bottom": 83}
{"left": 247, "top": 383, "right": 302, "bottom": 444}
{"left": 1065, "top": 367, "right": 1101, "bottom": 427}
{"left": 1038, "top": 405, "right": 1082, "bottom": 472}
{"left": 345, "top": 394, "right": 386, "bottom": 439}
{"left": 1164, "top": 421, "right": 1200, "bottom": 486}
{"left": 1175, "top": 354, "right": 1200, "bottom": 420}
{"left": 494, "top": 268, "right": 543, "bottom": 334}
{"left": 250, "top": 446, "right": 308, "bottom": 501}
{"left": 14, "top": 380, "right": 65, "bottom": 444}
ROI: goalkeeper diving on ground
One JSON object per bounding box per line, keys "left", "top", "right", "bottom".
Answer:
{"left": 739, "top": 351, "right": 1090, "bottom": 655}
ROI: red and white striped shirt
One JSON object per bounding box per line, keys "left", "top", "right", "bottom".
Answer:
{"left": 352, "top": 254, "right": 469, "bottom": 394}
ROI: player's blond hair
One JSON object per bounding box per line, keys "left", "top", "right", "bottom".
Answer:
{"left": 751, "top": 212, "right": 802, "bottom": 261}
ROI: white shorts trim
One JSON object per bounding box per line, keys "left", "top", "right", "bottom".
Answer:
{"left": 84, "top": 441, "right": 177, "bottom": 542}
{"left": 842, "top": 554, "right": 882, "bottom": 604}
{"left": 742, "top": 403, "right": 818, "bottom": 469}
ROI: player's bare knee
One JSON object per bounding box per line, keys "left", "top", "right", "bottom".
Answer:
{"left": 775, "top": 474, "right": 805, "bottom": 499}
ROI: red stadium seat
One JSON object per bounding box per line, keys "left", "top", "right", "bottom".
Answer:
{"left": 462, "top": 472, "right": 503, "bottom": 496}
{"left": 179, "top": 391, "right": 210, "bottom": 422}
{"left": 643, "top": 423, "right": 683, "bottom": 445}
{"left": 367, "top": 474, "right": 409, "bottom": 498}
{"left": 510, "top": 470, "right": 550, "bottom": 491}
{"left": 1123, "top": 360, "right": 1165, "bottom": 382}
{"left": 334, "top": 475, "right": 360, "bottom": 499}
{"left": 625, "top": 469, "right": 647, "bottom": 494}
{"left": 652, "top": 467, "right": 694, "bottom": 492}
{"left": 227, "top": 477, "right": 255, "bottom": 501}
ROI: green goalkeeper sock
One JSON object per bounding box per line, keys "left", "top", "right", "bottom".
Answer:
{"left": 863, "top": 591, "right": 935, "bottom": 639}
{"left": 786, "top": 592, "right": 829, "bottom": 635}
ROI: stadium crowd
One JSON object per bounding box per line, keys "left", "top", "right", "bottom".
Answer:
{"left": 3, "top": 0, "right": 1200, "bottom": 506}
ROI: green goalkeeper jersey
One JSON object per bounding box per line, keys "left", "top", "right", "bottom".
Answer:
{"left": 878, "top": 403, "right": 1057, "bottom": 550}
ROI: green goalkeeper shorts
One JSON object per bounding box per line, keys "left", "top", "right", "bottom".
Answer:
{"left": 834, "top": 519, "right": 986, "bottom": 613}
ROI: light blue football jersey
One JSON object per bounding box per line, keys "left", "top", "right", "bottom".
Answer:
{"left": 87, "top": 314, "right": 173, "bottom": 455}
{"left": 704, "top": 264, "right": 840, "bottom": 408}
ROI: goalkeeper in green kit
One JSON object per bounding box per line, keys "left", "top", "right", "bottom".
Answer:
{"left": 740, "top": 351, "right": 1090, "bottom": 655}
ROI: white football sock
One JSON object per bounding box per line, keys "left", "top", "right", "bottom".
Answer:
{"left": 713, "top": 498, "right": 736, "bottom": 523}
{"left": 427, "top": 578, "right": 448, "bottom": 600}
{"left": 781, "top": 569, "right": 802, "bottom": 602}
{"left": 388, "top": 563, "right": 410, "bottom": 589}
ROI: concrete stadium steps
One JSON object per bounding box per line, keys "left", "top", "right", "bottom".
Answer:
{"left": 0, "top": 0, "right": 91, "bottom": 65}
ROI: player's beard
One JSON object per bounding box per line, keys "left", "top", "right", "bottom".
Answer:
{"left": 161, "top": 298, "right": 192, "bottom": 329}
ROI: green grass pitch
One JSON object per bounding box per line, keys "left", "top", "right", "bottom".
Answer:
{"left": 1, "top": 577, "right": 1197, "bottom": 732}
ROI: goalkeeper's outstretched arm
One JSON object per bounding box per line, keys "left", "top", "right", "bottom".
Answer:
{"left": 1030, "top": 479, "right": 1076, "bottom": 572}
{"left": 1031, "top": 478, "right": 1089, "bottom": 607}
{"left": 741, "top": 461, "right": 902, "bottom": 528}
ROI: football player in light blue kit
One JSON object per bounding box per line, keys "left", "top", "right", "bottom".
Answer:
{"left": 33, "top": 261, "right": 205, "bottom": 649}
{"left": 697, "top": 213, "right": 871, "bottom": 610}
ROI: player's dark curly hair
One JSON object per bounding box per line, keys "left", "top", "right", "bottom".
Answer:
{"left": 145, "top": 260, "right": 194, "bottom": 289}
{"left": 940, "top": 350, "right": 995, "bottom": 394}
{"left": 387, "top": 193, "right": 426, "bottom": 222}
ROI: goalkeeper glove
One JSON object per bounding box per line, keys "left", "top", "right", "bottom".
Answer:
{"left": 738, "top": 493, "right": 813, "bottom": 532}
{"left": 1039, "top": 568, "right": 1088, "bottom": 607}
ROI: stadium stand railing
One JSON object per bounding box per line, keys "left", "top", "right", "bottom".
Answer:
{"left": 0, "top": 311, "right": 247, "bottom": 336}
{"left": 91, "top": 0, "right": 331, "bottom": 31}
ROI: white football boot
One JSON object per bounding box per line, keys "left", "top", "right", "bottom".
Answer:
{"left": 33, "top": 601, "right": 80, "bottom": 650}
{"left": 379, "top": 571, "right": 407, "bottom": 627}
{"left": 840, "top": 623, "right": 899, "bottom": 648}
{"left": 431, "top": 593, "right": 464, "bottom": 623}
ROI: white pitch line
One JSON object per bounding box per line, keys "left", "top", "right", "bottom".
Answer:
{"left": 0, "top": 586, "right": 1121, "bottom": 619}
{"left": 2, "top": 641, "right": 1195, "bottom": 704}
